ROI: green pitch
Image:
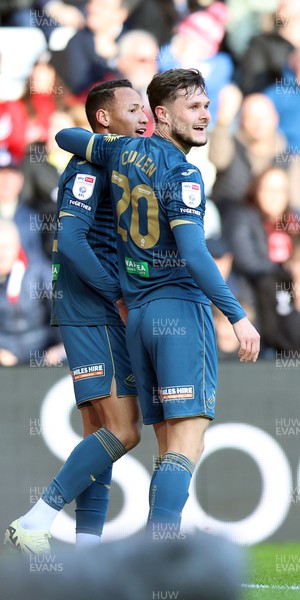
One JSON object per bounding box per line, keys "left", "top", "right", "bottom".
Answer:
{"left": 242, "top": 542, "right": 300, "bottom": 600}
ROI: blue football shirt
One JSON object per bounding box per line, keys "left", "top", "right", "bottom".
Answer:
{"left": 51, "top": 156, "right": 121, "bottom": 326}
{"left": 56, "top": 129, "right": 246, "bottom": 324}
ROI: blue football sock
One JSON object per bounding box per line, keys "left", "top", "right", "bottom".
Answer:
{"left": 148, "top": 456, "right": 162, "bottom": 506}
{"left": 147, "top": 452, "right": 194, "bottom": 534}
{"left": 75, "top": 465, "right": 112, "bottom": 537}
{"left": 42, "top": 428, "right": 126, "bottom": 510}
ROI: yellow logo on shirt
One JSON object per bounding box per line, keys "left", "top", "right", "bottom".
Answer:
{"left": 104, "top": 134, "right": 124, "bottom": 142}
{"left": 181, "top": 168, "right": 197, "bottom": 176}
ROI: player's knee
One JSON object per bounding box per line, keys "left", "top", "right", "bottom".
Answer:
{"left": 123, "top": 424, "right": 141, "bottom": 450}
{"left": 113, "top": 422, "right": 141, "bottom": 451}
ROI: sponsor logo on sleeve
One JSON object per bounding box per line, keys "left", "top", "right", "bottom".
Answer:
{"left": 181, "top": 182, "right": 201, "bottom": 208}
{"left": 72, "top": 174, "right": 96, "bottom": 201}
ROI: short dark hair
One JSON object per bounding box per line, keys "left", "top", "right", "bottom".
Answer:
{"left": 85, "top": 79, "right": 133, "bottom": 130}
{"left": 147, "top": 68, "right": 207, "bottom": 122}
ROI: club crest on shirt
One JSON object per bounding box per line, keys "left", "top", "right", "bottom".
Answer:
{"left": 72, "top": 174, "right": 96, "bottom": 200}
{"left": 181, "top": 182, "right": 201, "bottom": 208}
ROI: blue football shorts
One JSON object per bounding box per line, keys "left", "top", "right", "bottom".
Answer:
{"left": 125, "top": 298, "right": 218, "bottom": 425}
{"left": 59, "top": 324, "right": 137, "bottom": 408}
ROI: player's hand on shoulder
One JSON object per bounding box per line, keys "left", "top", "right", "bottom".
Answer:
{"left": 116, "top": 297, "right": 128, "bottom": 325}
{"left": 232, "top": 317, "right": 260, "bottom": 363}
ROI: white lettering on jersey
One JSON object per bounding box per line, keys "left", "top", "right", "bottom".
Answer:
{"left": 72, "top": 173, "right": 96, "bottom": 201}
{"left": 181, "top": 182, "right": 201, "bottom": 208}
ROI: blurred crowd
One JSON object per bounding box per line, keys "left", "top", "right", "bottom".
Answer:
{"left": 1, "top": 0, "right": 300, "bottom": 364}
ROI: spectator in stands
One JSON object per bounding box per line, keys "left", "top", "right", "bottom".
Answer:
{"left": 22, "top": 109, "right": 75, "bottom": 258}
{"left": 0, "top": 59, "right": 71, "bottom": 260}
{"left": 237, "top": 0, "right": 300, "bottom": 95}
{"left": 225, "top": 0, "right": 278, "bottom": 62}
{"left": 0, "top": 56, "right": 63, "bottom": 163}
{"left": 256, "top": 235, "right": 300, "bottom": 354}
{"left": 223, "top": 165, "right": 297, "bottom": 278}
{"left": 117, "top": 30, "right": 159, "bottom": 135}
{"left": 35, "top": 0, "right": 86, "bottom": 40}
{"left": 49, "top": 0, "right": 129, "bottom": 96}
{"left": 20, "top": 58, "right": 60, "bottom": 147}
{"left": 0, "top": 153, "right": 43, "bottom": 258}
{"left": 158, "top": 2, "right": 233, "bottom": 125}
{"left": 264, "top": 48, "right": 300, "bottom": 154}
{"left": 0, "top": 99, "right": 27, "bottom": 163}
{"left": 209, "top": 88, "right": 288, "bottom": 215}
{"left": 0, "top": 220, "right": 60, "bottom": 365}
{"left": 125, "top": 0, "right": 180, "bottom": 46}
{"left": 222, "top": 166, "right": 299, "bottom": 333}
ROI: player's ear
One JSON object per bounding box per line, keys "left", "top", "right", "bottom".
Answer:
{"left": 155, "top": 105, "right": 170, "bottom": 125}
{"left": 96, "top": 108, "right": 109, "bottom": 128}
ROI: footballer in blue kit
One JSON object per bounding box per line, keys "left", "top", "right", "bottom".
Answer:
{"left": 56, "top": 101, "right": 249, "bottom": 424}
{"left": 55, "top": 135, "right": 221, "bottom": 423}
{"left": 4, "top": 71, "right": 260, "bottom": 555}
{"left": 51, "top": 155, "right": 137, "bottom": 407}
{"left": 4, "top": 81, "right": 147, "bottom": 554}
{"left": 56, "top": 69, "right": 260, "bottom": 534}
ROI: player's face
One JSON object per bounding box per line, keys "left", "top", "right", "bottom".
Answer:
{"left": 168, "top": 87, "right": 210, "bottom": 151}
{"left": 107, "top": 87, "right": 148, "bottom": 137}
